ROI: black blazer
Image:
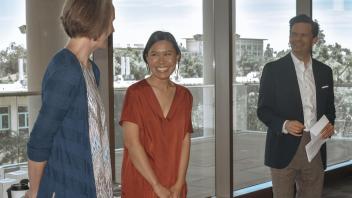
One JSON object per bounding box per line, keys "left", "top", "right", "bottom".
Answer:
{"left": 257, "top": 53, "right": 336, "bottom": 169}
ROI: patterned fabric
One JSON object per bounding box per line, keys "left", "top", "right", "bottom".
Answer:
{"left": 27, "top": 49, "right": 105, "bottom": 197}
{"left": 81, "top": 63, "right": 113, "bottom": 198}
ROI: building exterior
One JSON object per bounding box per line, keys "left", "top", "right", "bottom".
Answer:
{"left": 184, "top": 34, "right": 204, "bottom": 55}
{"left": 233, "top": 34, "right": 266, "bottom": 62}
{"left": 184, "top": 33, "right": 265, "bottom": 61}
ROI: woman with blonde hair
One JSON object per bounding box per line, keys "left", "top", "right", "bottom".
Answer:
{"left": 26, "top": 0, "right": 115, "bottom": 197}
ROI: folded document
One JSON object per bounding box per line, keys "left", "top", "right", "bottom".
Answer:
{"left": 305, "top": 115, "right": 329, "bottom": 162}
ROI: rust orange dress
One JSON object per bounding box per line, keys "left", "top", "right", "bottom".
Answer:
{"left": 119, "top": 79, "right": 193, "bottom": 198}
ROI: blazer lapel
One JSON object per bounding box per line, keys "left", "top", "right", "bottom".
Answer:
{"left": 312, "top": 60, "right": 322, "bottom": 118}
{"left": 285, "top": 54, "right": 304, "bottom": 119}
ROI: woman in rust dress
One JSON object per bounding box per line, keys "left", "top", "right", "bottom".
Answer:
{"left": 120, "top": 31, "right": 193, "bottom": 198}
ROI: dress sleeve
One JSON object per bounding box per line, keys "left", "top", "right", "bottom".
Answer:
{"left": 27, "top": 68, "right": 78, "bottom": 162}
{"left": 119, "top": 88, "right": 142, "bottom": 129}
{"left": 185, "top": 90, "right": 193, "bottom": 134}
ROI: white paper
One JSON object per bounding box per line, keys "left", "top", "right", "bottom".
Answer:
{"left": 305, "top": 136, "right": 327, "bottom": 162}
{"left": 305, "top": 115, "right": 329, "bottom": 162}
{"left": 309, "top": 115, "right": 329, "bottom": 136}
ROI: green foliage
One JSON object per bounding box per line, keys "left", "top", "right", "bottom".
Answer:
{"left": 179, "top": 53, "right": 203, "bottom": 78}
{"left": 313, "top": 30, "right": 352, "bottom": 85}
{"left": 237, "top": 50, "right": 262, "bottom": 76}
{"left": 0, "top": 42, "right": 26, "bottom": 80}
{"left": 247, "top": 85, "right": 267, "bottom": 131}
{"left": 113, "top": 47, "right": 146, "bottom": 80}
{"left": 0, "top": 130, "right": 29, "bottom": 165}
{"left": 113, "top": 47, "right": 204, "bottom": 80}
{"left": 263, "top": 44, "right": 274, "bottom": 62}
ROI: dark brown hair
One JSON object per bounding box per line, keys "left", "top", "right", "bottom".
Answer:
{"left": 289, "top": 14, "right": 319, "bottom": 37}
{"left": 61, "top": 0, "right": 114, "bottom": 40}
{"left": 143, "top": 31, "right": 181, "bottom": 64}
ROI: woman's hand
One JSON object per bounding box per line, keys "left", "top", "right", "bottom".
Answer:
{"left": 153, "top": 183, "right": 171, "bottom": 198}
{"left": 25, "top": 190, "right": 37, "bottom": 198}
{"left": 169, "top": 183, "right": 183, "bottom": 198}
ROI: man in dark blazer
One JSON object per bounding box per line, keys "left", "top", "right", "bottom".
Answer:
{"left": 257, "top": 14, "right": 335, "bottom": 198}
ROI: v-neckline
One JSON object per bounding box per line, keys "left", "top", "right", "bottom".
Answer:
{"left": 144, "top": 79, "right": 178, "bottom": 119}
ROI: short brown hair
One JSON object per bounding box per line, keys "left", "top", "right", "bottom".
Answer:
{"left": 289, "top": 14, "right": 319, "bottom": 38}
{"left": 61, "top": 0, "right": 114, "bottom": 40}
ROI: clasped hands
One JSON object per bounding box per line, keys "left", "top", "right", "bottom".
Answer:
{"left": 153, "top": 182, "right": 183, "bottom": 198}
{"left": 285, "top": 120, "right": 334, "bottom": 139}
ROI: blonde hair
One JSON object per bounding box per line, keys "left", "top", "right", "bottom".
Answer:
{"left": 61, "top": 0, "right": 114, "bottom": 40}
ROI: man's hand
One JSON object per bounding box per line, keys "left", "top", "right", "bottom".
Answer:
{"left": 320, "top": 122, "right": 334, "bottom": 139}
{"left": 285, "top": 120, "right": 305, "bottom": 136}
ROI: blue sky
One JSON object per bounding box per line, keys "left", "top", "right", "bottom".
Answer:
{"left": 0, "top": 0, "right": 351, "bottom": 51}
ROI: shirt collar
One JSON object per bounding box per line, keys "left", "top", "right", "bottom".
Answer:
{"left": 290, "top": 52, "right": 313, "bottom": 73}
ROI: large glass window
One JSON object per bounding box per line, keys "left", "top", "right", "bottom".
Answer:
{"left": 0, "top": 0, "right": 27, "bottom": 91}
{"left": 113, "top": 0, "right": 215, "bottom": 197}
{"left": 0, "top": 105, "right": 13, "bottom": 165}
{"left": 0, "top": 0, "right": 27, "bottom": 167}
{"left": 17, "top": 101, "right": 30, "bottom": 163}
{"left": 233, "top": 0, "right": 295, "bottom": 191}
{"left": 0, "top": 95, "right": 32, "bottom": 165}
{"left": 313, "top": 0, "right": 352, "bottom": 166}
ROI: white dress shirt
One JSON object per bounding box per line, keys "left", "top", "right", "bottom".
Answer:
{"left": 282, "top": 52, "right": 317, "bottom": 133}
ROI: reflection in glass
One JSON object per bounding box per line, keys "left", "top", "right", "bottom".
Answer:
{"left": 313, "top": 0, "right": 352, "bottom": 166}
{"left": 233, "top": 0, "right": 295, "bottom": 191}
{"left": 0, "top": 95, "right": 36, "bottom": 165}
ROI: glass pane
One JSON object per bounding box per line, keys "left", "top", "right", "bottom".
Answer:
{"left": 2, "top": 115, "right": 9, "bottom": 129}
{"left": 23, "top": 94, "right": 40, "bottom": 164}
{"left": 19, "top": 128, "right": 29, "bottom": 162}
{"left": 113, "top": 0, "right": 215, "bottom": 197}
{"left": 0, "top": 129, "right": 17, "bottom": 164}
{"left": 233, "top": 0, "right": 295, "bottom": 190}
{"left": 0, "top": 1, "right": 30, "bottom": 166}
{"left": 0, "top": 107, "right": 8, "bottom": 114}
{"left": 0, "top": 94, "right": 37, "bottom": 166}
{"left": 313, "top": 0, "right": 352, "bottom": 166}
{"left": 18, "top": 106, "right": 28, "bottom": 112}
{"left": 0, "top": 0, "right": 27, "bottom": 90}
{"left": 19, "top": 114, "right": 25, "bottom": 127}
{"left": 26, "top": 113, "right": 29, "bottom": 127}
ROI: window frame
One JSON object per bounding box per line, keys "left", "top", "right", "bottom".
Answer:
{"left": 0, "top": 106, "right": 11, "bottom": 131}
{"left": 18, "top": 106, "right": 29, "bottom": 130}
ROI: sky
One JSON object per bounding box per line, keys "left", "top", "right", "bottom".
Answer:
{"left": 0, "top": 0, "right": 26, "bottom": 50}
{"left": 0, "top": 0, "right": 351, "bottom": 52}
{"left": 112, "top": 0, "right": 203, "bottom": 47}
